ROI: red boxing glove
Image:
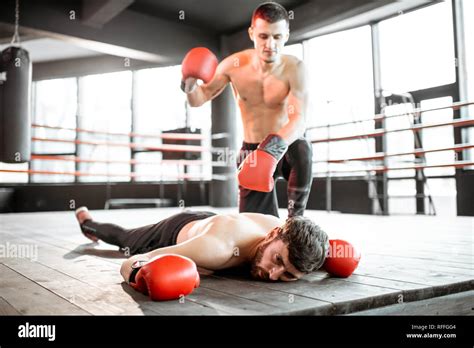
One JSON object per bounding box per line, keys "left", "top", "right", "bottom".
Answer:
{"left": 323, "top": 239, "right": 361, "bottom": 278}
{"left": 181, "top": 47, "right": 218, "bottom": 92}
{"left": 238, "top": 134, "right": 288, "bottom": 192}
{"left": 130, "top": 254, "right": 200, "bottom": 301}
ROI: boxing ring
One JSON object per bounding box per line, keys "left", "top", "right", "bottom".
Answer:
{"left": 0, "top": 207, "right": 472, "bottom": 315}
{"left": 2, "top": 100, "right": 473, "bottom": 214}
{"left": 0, "top": 100, "right": 473, "bottom": 315}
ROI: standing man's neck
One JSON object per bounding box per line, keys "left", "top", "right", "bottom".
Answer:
{"left": 253, "top": 51, "right": 281, "bottom": 74}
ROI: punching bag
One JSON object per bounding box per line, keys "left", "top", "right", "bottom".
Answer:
{"left": 0, "top": 46, "right": 32, "bottom": 163}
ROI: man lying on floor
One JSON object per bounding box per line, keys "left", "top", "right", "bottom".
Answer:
{"left": 75, "top": 207, "right": 329, "bottom": 285}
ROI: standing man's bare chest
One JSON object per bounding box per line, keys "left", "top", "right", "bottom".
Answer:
{"left": 229, "top": 64, "right": 291, "bottom": 108}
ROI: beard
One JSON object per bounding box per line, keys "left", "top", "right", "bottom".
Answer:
{"left": 250, "top": 240, "right": 271, "bottom": 280}
{"left": 261, "top": 50, "right": 277, "bottom": 64}
{"left": 263, "top": 55, "right": 276, "bottom": 64}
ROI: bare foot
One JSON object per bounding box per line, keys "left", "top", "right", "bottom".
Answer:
{"left": 75, "top": 207, "right": 99, "bottom": 242}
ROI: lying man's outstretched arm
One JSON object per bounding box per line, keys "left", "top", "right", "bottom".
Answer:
{"left": 120, "top": 233, "right": 232, "bottom": 283}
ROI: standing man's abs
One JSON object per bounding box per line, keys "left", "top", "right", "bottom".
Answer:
{"left": 230, "top": 58, "right": 291, "bottom": 143}
{"left": 240, "top": 107, "right": 288, "bottom": 143}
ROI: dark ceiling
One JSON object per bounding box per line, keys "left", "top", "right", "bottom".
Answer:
{"left": 0, "top": 0, "right": 437, "bottom": 68}
{"left": 129, "top": 0, "right": 309, "bottom": 34}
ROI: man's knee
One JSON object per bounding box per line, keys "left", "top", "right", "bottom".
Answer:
{"left": 292, "top": 137, "right": 312, "bottom": 152}
{"left": 287, "top": 138, "right": 313, "bottom": 165}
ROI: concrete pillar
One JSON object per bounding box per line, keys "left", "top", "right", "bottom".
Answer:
{"left": 209, "top": 85, "right": 238, "bottom": 207}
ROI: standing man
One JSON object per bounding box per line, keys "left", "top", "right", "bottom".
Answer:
{"left": 182, "top": 2, "right": 313, "bottom": 218}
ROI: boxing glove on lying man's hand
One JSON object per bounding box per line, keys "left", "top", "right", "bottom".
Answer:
{"left": 323, "top": 239, "right": 361, "bottom": 278}
{"left": 129, "top": 254, "right": 200, "bottom": 301}
{"left": 238, "top": 134, "right": 288, "bottom": 192}
{"left": 181, "top": 47, "right": 218, "bottom": 93}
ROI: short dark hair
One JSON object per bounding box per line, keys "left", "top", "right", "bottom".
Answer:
{"left": 251, "top": 2, "right": 289, "bottom": 27}
{"left": 277, "top": 216, "right": 329, "bottom": 273}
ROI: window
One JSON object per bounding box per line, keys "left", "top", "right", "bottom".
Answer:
{"left": 420, "top": 97, "right": 455, "bottom": 177}
{"left": 0, "top": 163, "right": 28, "bottom": 183}
{"left": 379, "top": 1, "right": 455, "bottom": 93}
{"left": 134, "top": 66, "right": 211, "bottom": 181}
{"left": 305, "top": 26, "right": 375, "bottom": 176}
{"left": 421, "top": 97, "right": 456, "bottom": 216}
{"left": 78, "top": 71, "right": 132, "bottom": 182}
{"left": 385, "top": 102, "right": 417, "bottom": 213}
{"left": 282, "top": 43, "right": 303, "bottom": 60}
{"left": 385, "top": 97, "right": 457, "bottom": 215}
{"left": 460, "top": 0, "right": 474, "bottom": 167}
{"left": 31, "top": 78, "right": 77, "bottom": 183}
{"left": 385, "top": 103, "right": 416, "bottom": 180}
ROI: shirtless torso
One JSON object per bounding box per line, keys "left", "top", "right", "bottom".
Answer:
{"left": 226, "top": 50, "right": 301, "bottom": 143}
{"left": 177, "top": 212, "right": 281, "bottom": 268}
{"left": 120, "top": 212, "right": 288, "bottom": 282}
{"left": 187, "top": 48, "right": 307, "bottom": 144}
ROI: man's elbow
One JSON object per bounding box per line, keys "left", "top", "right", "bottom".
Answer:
{"left": 188, "top": 99, "right": 204, "bottom": 107}
{"left": 120, "top": 260, "right": 130, "bottom": 283}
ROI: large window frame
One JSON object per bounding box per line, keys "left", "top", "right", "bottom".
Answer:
{"left": 4, "top": 1, "right": 471, "bottom": 199}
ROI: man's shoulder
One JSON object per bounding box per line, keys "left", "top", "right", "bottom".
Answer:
{"left": 283, "top": 54, "right": 304, "bottom": 68}
{"left": 235, "top": 49, "right": 254, "bottom": 58}
{"left": 221, "top": 49, "right": 253, "bottom": 66}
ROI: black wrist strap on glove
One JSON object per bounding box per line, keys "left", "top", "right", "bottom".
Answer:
{"left": 129, "top": 268, "right": 139, "bottom": 284}
{"left": 128, "top": 260, "right": 147, "bottom": 283}
{"left": 258, "top": 134, "right": 288, "bottom": 160}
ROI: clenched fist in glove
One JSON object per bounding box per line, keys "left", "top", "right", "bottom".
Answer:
{"left": 238, "top": 134, "right": 288, "bottom": 192}
{"left": 181, "top": 47, "right": 218, "bottom": 93}
{"left": 129, "top": 254, "right": 200, "bottom": 301}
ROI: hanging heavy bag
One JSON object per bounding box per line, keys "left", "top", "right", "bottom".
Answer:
{"left": 0, "top": 46, "right": 32, "bottom": 163}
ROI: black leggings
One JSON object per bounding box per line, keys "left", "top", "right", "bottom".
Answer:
{"left": 237, "top": 137, "right": 313, "bottom": 218}
{"left": 81, "top": 210, "right": 216, "bottom": 255}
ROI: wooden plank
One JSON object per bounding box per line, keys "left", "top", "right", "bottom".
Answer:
{"left": 215, "top": 272, "right": 468, "bottom": 315}
{"left": 202, "top": 275, "right": 334, "bottom": 315}
{"left": 186, "top": 285, "right": 282, "bottom": 315}
{"left": 1, "top": 227, "right": 330, "bottom": 315}
{"left": 0, "top": 264, "right": 89, "bottom": 315}
{"left": 363, "top": 254, "right": 474, "bottom": 277}
{"left": 349, "top": 290, "right": 474, "bottom": 315}
{"left": 9, "top": 216, "right": 473, "bottom": 305}
{"left": 279, "top": 278, "right": 402, "bottom": 315}
{"left": 1, "top": 232, "right": 218, "bottom": 315}
{"left": 214, "top": 273, "right": 403, "bottom": 315}
{"left": 356, "top": 255, "right": 474, "bottom": 286}
{"left": 1, "top": 208, "right": 472, "bottom": 316}
{"left": 1, "top": 257, "right": 160, "bottom": 315}
{"left": 365, "top": 244, "right": 473, "bottom": 257}
{"left": 303, "top": 272, "right": 473, "bottom": 302}
{"left": 0, "top": 296, "right": 21, "bottom": 315}
{"left": 0, "top": 226, "right": 330, "bottom": 314}
{"left": 9, "top": 211, "right": 473, "bottom": 274}
{"left": 2, "top": 230, "right": 334, "bottom": 315}
{"left": 20, "top": 232, "right": 311, "bottom": 315}
{"left": 305, "top": 271, "right": 430, "bottom": 290}
{"left": 366, "top": 250, "right": 473, "bottom": 266}
{"left": 314, "top": 274, "right": 471, "bottom": 303}
{"left": 1, "top": 227, "right": 405, "bottom": 315}
{"left": 1, "top": 231, "right": 267, "bottom": 315}
{"left": 4, "top": 223, "right": 334, "bottom": 315}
